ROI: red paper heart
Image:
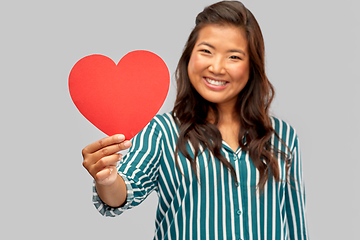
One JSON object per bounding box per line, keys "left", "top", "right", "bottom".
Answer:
{"left": 69, "top": 50, "right": 169, "bottom": 139}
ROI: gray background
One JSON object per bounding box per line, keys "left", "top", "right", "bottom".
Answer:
{"left": 1, "top": 0, "right": 359, "bottom": 239}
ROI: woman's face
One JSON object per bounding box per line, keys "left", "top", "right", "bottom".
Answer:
{"left": 188, "top": 24, "right": 250, "bottom": 110}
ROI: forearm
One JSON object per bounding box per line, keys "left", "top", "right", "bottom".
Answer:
{"left": 95, "top": 174, "right": 127, "bottom": 208}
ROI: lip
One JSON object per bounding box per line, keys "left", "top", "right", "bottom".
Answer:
{"left": 203, "top": 77, "right": 229, "bottom": 90}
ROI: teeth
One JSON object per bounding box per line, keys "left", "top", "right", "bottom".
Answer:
{"left": 206, "top": 78, "right": 227, "bottom": 86}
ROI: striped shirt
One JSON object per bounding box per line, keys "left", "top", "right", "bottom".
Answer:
{"left": 93, "top": 112, "right": 309, "bottom": 240}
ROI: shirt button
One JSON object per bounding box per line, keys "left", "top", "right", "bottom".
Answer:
{"left": 237, "top": 210, "right": 242, "bottom": 215}
{"left": 233, "top": 155, "right": 238, "bottom": 161}
{"left": 235, "top": 182, "right": 240, "bottom": 187}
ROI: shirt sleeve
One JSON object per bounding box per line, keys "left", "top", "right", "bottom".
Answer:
{"left": 92, "top": 117, "right": 163, "bottom": 217}
{"left": 285, "top": 135, "right": 309, "bottom": 239}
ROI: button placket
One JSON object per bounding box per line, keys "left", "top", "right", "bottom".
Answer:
{"left": 233, "top": 153, "right": 241, "bottom": 187}
{"left": 231, "top": 151, "right": 243, "bottom": 240}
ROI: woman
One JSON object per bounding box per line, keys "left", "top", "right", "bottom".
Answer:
{"left": 82, "top": 1, "right": 309, "bottom": 239}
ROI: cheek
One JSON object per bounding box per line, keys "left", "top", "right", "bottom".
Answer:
{"left": 230, "top": 63, "right": 250, "bottom": 82}
{"left": 188, "top": 54, "right": 204, "bottom": 75}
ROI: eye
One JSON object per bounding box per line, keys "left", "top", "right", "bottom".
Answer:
{"left": 230, "top": 55, "right": 242, "bottom": 60}
{"left": 200, "top": 49, "right": 211, "bottom": 54}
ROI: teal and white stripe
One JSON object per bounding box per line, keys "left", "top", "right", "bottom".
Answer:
{"left": 93, "top": 112, "right": 309, "bottom": 239}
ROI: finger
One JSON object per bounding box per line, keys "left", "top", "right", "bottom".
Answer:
{"left": 82, "top": 134, "right": 125, "bottom": 156}
{"left": 92, "top": 154, "right": 122, "bottom": 174}
{"left": 93, "top": 140, "right": 131, "bottom": 160}
{"left": 95, "top": 165, "right": 119, "bottom": 185}
{"left": 95, "top": 167, "right": 114, "bottom": 183}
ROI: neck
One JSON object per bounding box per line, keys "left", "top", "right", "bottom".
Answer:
{"left": 207, "top": 102, "right": 239, "bottom": 125}
{"left": 209, "top": 103, "right": 241, "bottom": 152}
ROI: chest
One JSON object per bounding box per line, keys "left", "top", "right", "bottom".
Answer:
{"left": 160, "top": 144, "right": 287, "bottom": 191}
{"left": 218, "top": 123, "right": 240, "bottom": 152}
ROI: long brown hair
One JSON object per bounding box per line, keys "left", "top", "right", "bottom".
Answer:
{"left": 172, "top": 1, "right": 290, "bottom": 189}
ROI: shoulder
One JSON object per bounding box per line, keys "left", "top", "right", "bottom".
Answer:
{"left": 152, "top": 112, "right": 176, "bottom": 125}
{"left": 132, "top": 112, "right": 177, "bottom": 141}
{"left": 149, "top": 112, "right": 177, "bottom": 130}
{"left": 146, "top": 112, "right": 179, "bottom": 147}
{"left": 145, "top": 112, "right": 179, "bottom": 136}
{"left": 269, "top": 116, "right": 298, "bottom": 151}
{"left": 129, "top": 113, "right": 172, "bottom": 147}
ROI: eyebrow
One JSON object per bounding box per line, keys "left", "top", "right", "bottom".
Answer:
{"left": 197, "top": 42, "right": 246, "bottom": 56}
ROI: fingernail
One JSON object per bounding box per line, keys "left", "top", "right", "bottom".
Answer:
{"left": 124, "top": 141, "right": 131, "bottom": 148}
{"left": 118, "top": 134, "right": 125, "bottom": 141}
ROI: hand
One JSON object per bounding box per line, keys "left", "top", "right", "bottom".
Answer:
{"left": 82, "top": 134, "right": 132, "bottom": 186}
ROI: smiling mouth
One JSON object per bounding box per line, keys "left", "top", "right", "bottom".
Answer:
{"left": 205, "top": 77, "right": 227, "bottom": 86}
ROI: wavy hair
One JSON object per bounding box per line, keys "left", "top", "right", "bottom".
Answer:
{"left": 172, "top": 1, "right": 290, "bottom": 190}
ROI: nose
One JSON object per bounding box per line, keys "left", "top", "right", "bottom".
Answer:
{"left": 208, "top": 57, "right": 226, "bottom": 75}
